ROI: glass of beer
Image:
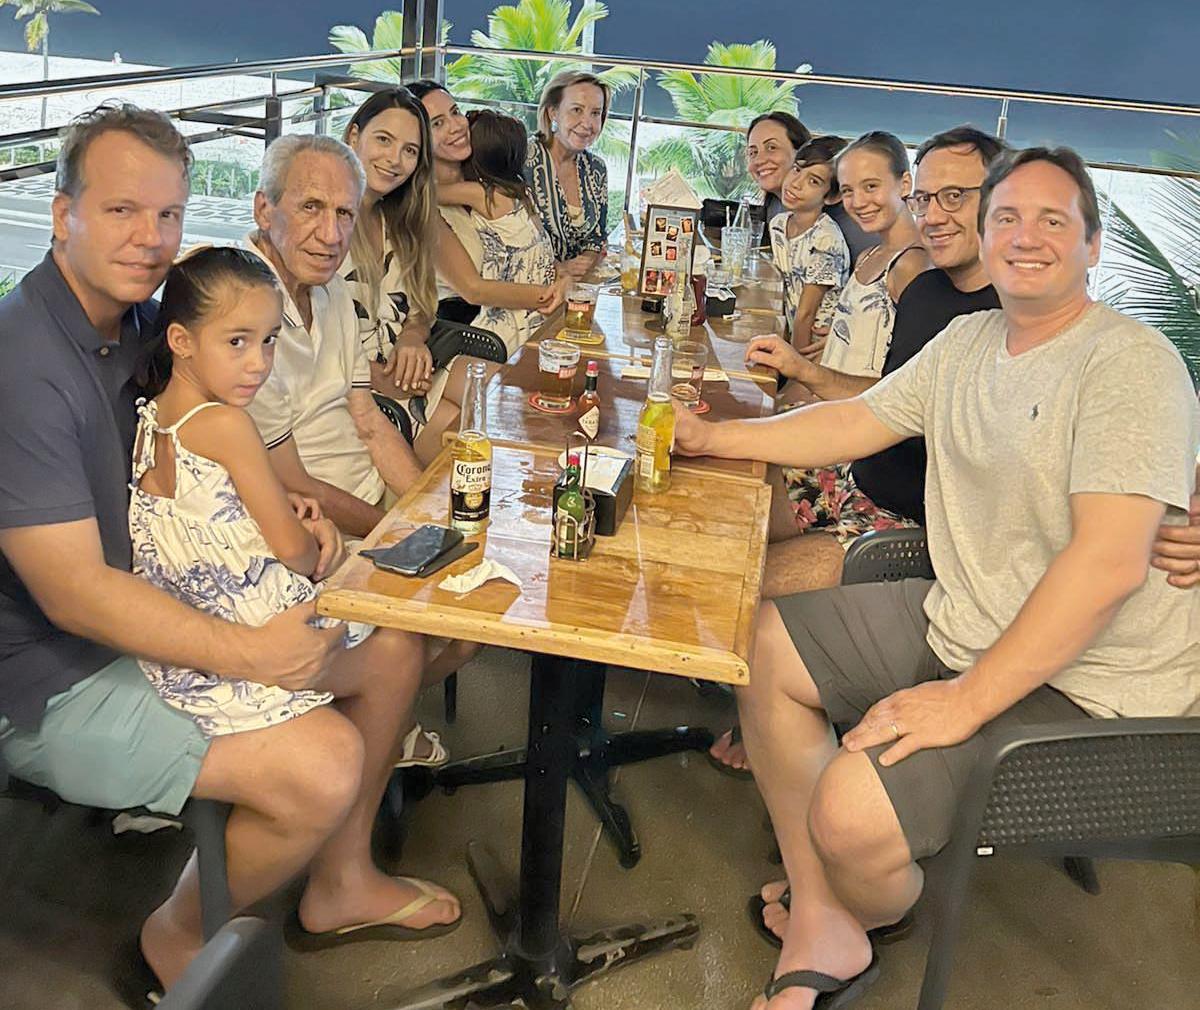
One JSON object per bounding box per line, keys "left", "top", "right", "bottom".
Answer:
{"left": 670, "top": 340, "right": 709, "bottom": 409}
{"left": 537, "top": 339, "right": 581, "bottom": 410}
{"left": 564, "top": 282, "right": 598, "bottom": 338}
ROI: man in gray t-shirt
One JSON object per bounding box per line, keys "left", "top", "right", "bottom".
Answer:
{"left": 674, "top": 147, "right": 1199, "bottom": 1004}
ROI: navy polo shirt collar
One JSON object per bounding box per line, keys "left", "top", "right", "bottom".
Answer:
{"left": 25, "top": 249, "right": 143, "bottom": 354}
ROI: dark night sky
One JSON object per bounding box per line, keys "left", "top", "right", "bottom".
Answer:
{"left": 0, "top": 2, "right": 1196, "bottom": 162}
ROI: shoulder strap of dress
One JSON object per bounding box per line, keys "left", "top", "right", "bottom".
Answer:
{"left": 161, "top": 400, "right": 223, "bottom": 435}
{"left": 884, "top": 243, "right": 924, "bottom": 273}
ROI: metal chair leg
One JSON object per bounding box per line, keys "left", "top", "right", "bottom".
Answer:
{"left": 444, "top": 672, "right": 458, "bottom": 724}
{"left": 1061, "top": 856, "right": 1101, "bottom": 895}
{"left": 916, "top": 842, "right": 975, "bottom": 1010}
{"left": 186, "top": 800, "right": 233, "bottom": 941}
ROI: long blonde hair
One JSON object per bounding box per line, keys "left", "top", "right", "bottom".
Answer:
{"left": 535, "top": 69, "right": 610, "bottom": 149}
{"left": 344, "top": 88, "right": 438, "bottom": 324}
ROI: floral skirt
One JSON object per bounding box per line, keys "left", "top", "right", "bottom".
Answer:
{"left": 782, "top": 461, "right": 917, "bottom": 547}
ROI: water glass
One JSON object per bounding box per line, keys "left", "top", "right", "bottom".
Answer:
{"left": 721, "top": 225, "right": 751, "bottom": 282}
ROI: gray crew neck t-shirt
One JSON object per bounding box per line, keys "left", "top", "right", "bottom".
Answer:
{"left": 861, "top": 302, "right": 1200, "bottom": 718}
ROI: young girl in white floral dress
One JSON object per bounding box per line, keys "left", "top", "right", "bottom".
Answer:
{"left": 129, "top": 246, "right": 372, "bottom": 738}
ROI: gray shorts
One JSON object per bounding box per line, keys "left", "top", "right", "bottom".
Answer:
{"left": 775, "top": 579, "right": 1089, "bottom": 860}
{"left": 0, "top": 655, "right": 209, "bottom": 815}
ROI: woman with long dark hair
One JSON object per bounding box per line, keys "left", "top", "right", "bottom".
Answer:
{"left": 408, "top": 79, "right": 564, "bottom": 326}
{"left": 341, "top": 87, "right": 480, "bottom": 465}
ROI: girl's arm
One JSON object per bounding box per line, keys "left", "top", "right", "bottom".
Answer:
{"left": 183, "top": 404, "right": 322, "bottom": 577}
{"left": 436, "top": 219, "right": 555, "bottom": 310}
{"left": 437, "top": 180, "right": 490, "bottom": 215}
{"left": 790, "top": 283, "right": 832, "bottom": 351}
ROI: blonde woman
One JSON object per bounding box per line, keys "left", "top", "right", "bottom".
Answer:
{"left": 525, "top": 68, "right": 611, "bottom": 280}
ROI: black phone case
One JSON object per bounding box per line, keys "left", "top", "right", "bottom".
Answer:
{"left": 362, "top": 526, "right": 463, "bottom": 575}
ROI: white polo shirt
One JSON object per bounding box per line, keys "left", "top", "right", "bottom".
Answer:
{"left": 242, "top": 234, "right": 385, "bottom": 506}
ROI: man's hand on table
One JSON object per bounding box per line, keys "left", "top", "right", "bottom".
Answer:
{"left": 842, "top": 676, "right": 986, "bottom": 767}
{"left": 671, "top": 399, "right": 713, "bottom": 457}
{"left": 1152, "top": 490, "right": 1200, "bottom": 588}
{"left": 746, "top": 334, "right": 816, "bottom": 383}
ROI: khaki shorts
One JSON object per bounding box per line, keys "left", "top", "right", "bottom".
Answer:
{"left": 774, "top": 579, "right": 1089, "bottom": 860}
{"left": 0, "top": 655, "right": 209, "bottom": 815}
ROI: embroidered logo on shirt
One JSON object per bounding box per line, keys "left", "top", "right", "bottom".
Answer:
{"left": 1030, "top": 403, "right": 1040, "bottom": 420}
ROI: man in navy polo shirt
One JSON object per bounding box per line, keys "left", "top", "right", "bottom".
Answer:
{"left": 0, "top": 105, "right": 459, "bottom": 997}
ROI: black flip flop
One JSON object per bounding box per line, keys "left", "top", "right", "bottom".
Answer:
{"left": 748, "top": 887, "right": 915, "bottom": 950}
{"left": 763, "top": 949, "right": 880, "bottom": 1009}
{"left": 705, "top": 724, "right": 753, "bottom": 780}
{"left": 112, "top": 937, "right": 163, "bottom": 1009}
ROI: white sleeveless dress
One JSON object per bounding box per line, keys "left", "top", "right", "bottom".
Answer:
{"left": 823, "top": 245, "right": 919, "bottom": 378}
{"left": 472, "top": 204, "right": 556, "bottom": 355}
{"left": 128, "top": 399, "right": 372, "bottom": 737}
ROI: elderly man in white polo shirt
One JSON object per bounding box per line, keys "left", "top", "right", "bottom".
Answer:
{"left": 245, "top": 133, "right": 422, "bottom": 538}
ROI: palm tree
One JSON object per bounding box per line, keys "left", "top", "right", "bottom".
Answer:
{"left": 328, "top": 9, "right": 448, "bottom": 85}
{"left": 445, "top": 0, "right": 637, "bottom": 130}
{"left": 0, "top": 0, "right": 101, "bottom": 130}
{"left": 1100, "top": 154, "right": 1200, "bottom": 383}
{"left": 639, "top": 40, "right": 807, "bottom": 201}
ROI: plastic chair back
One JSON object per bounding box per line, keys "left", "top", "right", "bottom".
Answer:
{"left": 157, "top": 917, "right": 281, "bottom": 1010}
{"left": 841, "top": 527, "right": 933, "bottom": 585}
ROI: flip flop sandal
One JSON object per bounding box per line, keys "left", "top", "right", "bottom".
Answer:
{"left": 748, "top": 887, "right": 916, "bottom": 950}
{"left": 286, "top": 877, "right": 462, "bottom": 952}
{"left": 763, "top": 949, "right": 880, "bottom": 1009}
{"left": 112, "top": 937, "right": 163, "bottom": 1009}
{"left": 705, "top": 725, "right": 753, "bottom": 780}
{"left": 393, "top": 723, "right": 449, "bottom": 769}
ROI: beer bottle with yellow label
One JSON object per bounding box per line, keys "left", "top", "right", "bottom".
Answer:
{"left": 635, "top": 337, "right": 674, "bottom": 494}
{"left": 450, "top": 362, "right": 492, "bottom": 533}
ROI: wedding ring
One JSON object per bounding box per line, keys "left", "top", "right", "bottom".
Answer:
{"left": 889, "top": 721, "right": 901, "bottom": 741}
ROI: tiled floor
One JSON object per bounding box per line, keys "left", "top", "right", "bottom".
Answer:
{"left": 2, "top": 647, "right": 1198, "bottom": 1009}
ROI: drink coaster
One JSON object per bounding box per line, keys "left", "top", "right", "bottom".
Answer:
{"left": 529, "top": 391, "right": 575, "bottom": 415}
{"left": 557, "top": 328, "right": 605, "bottom": 346}
{"left": 688, "top": 399, "right": 711, "bottom": 415}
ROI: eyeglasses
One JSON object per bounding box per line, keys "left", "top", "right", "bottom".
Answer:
{"left": 905, "top": 186, "right": 982, "bottom": 216}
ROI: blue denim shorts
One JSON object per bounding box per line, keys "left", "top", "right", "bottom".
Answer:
{"left": 0, "top": 655, "right": 210, "bottom": 815}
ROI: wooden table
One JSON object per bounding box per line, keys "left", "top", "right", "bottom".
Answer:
{"left": 484, "top": 341, "right": 773, "bottom": 483}
{"left": 319, "top": 442, "right": 769, "bottom": 1009}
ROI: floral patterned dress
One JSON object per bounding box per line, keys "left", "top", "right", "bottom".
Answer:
{"left": 822, "top": 245, "right": 921, "bottom": 378}
{"left": 128, "top": 399, "right": 371, "bottom": 737}
{"left": 472, "top": 204, "right": 556, "bottom": 355}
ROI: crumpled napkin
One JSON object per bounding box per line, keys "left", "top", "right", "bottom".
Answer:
{"left": 439, "top": 558, "right": 523, "bottom": 595}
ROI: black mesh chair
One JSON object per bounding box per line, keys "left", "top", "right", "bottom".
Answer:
{"left": 156, "top": 916, "right": 281, "bottom": 1010}
{"left": 1, "top": 752, "right": 233, "bottom": 941}
{"left": 841, "top": 527, "right": 934, "bottom": 584}
{"left": 916, "top": 718, "right": 1200, "bottom": 1010}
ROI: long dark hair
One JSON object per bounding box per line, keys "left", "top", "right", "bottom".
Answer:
{"left": 464, "top": 109, "right": 534, "bottom": 216}
{"left": 747, "top": 111, "right": 811, "bottom": 152}
{"left": 138, "top": 246, "right": 279, "bottom": 397}
{"left": 344, "top": 87, "right": 437, "bottom": 322}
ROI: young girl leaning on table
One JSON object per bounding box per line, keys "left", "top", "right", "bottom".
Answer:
{"left": 435, "top": 108, "right": 557, "bottom": 355}
{"left": 766, "top": 135, "right": 852, "bottom": 362}
{"left": 129, "top": 245, "right": 373, "bottom": 738}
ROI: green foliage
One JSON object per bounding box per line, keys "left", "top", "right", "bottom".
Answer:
{"left": 328, "top": 9, "right": 452, "bottom": 83}
{"left": 0, "top": 0, "right": 101, "bottom": 54}
{"left": 445, "top": 0, "right": 636, "bottom": 130}
{"left": 189, "top": 158, "right": 260, "bottom": 200}
{"left": 640, "top": 40, "right": 806, "bottom": 201}
{"left": 1101, "top": 145, "right": 1200, "bottom": 384}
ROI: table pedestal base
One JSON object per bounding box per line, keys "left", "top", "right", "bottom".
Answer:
{"left": 429, "top": 664, "right": 714, "bottom": 867}
{"left": 385, "top": 842, "right": 698, "bottom": 1010}
{"left": 384, "top": 655, "right": 701, "bottom": 1010}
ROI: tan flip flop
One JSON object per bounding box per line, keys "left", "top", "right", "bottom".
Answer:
{"left": 286, "top": 877, "right": 462, "bottom": 951}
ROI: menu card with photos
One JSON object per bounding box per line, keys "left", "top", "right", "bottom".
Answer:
{"left": 638, "top": 203, "right": 700, "bottom": 298}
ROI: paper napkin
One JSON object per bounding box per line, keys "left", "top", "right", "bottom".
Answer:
{"left": 438, "top": 558, "right": 523, "bottom": 595}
